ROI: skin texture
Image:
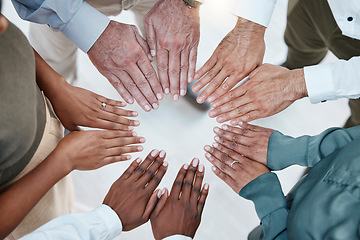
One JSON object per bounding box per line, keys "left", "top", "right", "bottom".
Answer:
{"left": 103, "top": 149, "right": 168, "bottom": 231}
{"left": 150, "top": 158, "right": 209, "bottom": 240}
{"left": 193, "top": 17, "right": 265, "bottom": 104}
{"left": 0, "top": 130, "right": 142, "bottom": 239}
{"left": 209, "top": 64, "right": 307, "bottom": 124}
{"left": 144, "top": 0, "right": 200, "bottom": 100}
{"left": 34, "top": 51, "right": 140, "bottom": 132}
{"left": 88, "top": 21, "right": 162, "bottom": 112}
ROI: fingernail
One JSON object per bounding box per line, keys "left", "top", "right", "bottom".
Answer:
{"left": 136, "top": 157, "right": 142, "bottom": 163}
{"left": 209, "top": 111, "right": 215, "bottom": 117}
{"left": 205, "top": 153, "right": 212, "bottom": 160}
{"left": 213, "top": 142, "right": 219, "bottom": 148}
{"left": 156, "top": 93, "right": 163, "bottom": 100}
{"left": 238, "top": 121, "right": 244, "bottom": 126}
{"left": 198, "top": 164, "right": 204, "bottom": 172}
{"left": 204, "top": 183, "right": 209, "bottom": 190}
{"left": 184, "top": 164, "right": 189, "bottom": 170}
{"left": 211, "top": 166, "right": 216, "bottom": 172}
{"left": 128, "top": 126, "right": 134, "bottom": 130}
{"left": 230, "top": 120, "right": 238, "bottom": 126}
{"left": 188, "top": 76, "right": 193, "bottom": 83}
{"left": 162, "top": 161, "right": 168, "bottom": 167}
{"left": 161, "top": 187, "right": 166, "bottom": 195}
{"left": 194, "top": 73, "right": 199, "bottom": 79}
{"left": 214, "top": 136, "right": 220, "bottom": 142}
{"left": 214, "top": 127, "right": 220, "bottom": 133}
{"left": 193, "top": 86, "right": 199, "bottom": 92}
{"left": 152, "top": 103, "right": 159, "bottom": 109}
{"left": 139, "top": 137, "right": 146, "bottom": 143}
{"left": 173, "top": 94, "right": 179, "bottom": 101}
{"left": 132, "top": 132, "right": 138, "bottom": 136}
{"left": 128, "top": 98, "right": 134, "bottom": 104}
{"left": 151, "top": 149, "right": 160, "bottom": 157}
{"left": 164, "top": 88, "right": 170, "bottom": 94}
{"left": 132, "top": 111, "right": 138, "bottom": 116}
{"left": 138, "top": 146, "right": 143, "bottom": 151}
{"left": 204, "top": 145, "right": 211, "bottom": 152}
{"left": 217, "top": 117, "right": 225, "bottom": 123}
{"left": 157, "top": 190, "right": 162, "bottom": 198}
{"left": 192, "top": 158, "right": 199, "bottom": 167}
{"left": 126, "top": 155, "right": 131, "bottom": 160}
{"left": 197, "top": 96, "right": 204, "bottom": 103}
{"left": 145, "top": 105, "right": 151, "bottom": 111}
{"left": 159, "top": 150, "right": 166, "bottom": 158}
{"left": 151, "top": 50, "right": 156, "bottom": 57}
{"left": 134, "top": 120, "right": 140, "bottom": 126}
{"left": 180, "top": 89, "right": 186, "bottom": 96}
{"left": 222, "top": 125, "right": 228, "bottom": 130}
{"left": 212, "top": 102, "right": 218, "bottom": 108}
{"left": 148, "top": 54, "right": 152, "bottom": 61}
{"left": 208, "top": 96, "right": 215, "bottom": 102}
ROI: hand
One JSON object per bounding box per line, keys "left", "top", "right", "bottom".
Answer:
{"left": 204, "top": 132, "right": 270, "bottom": 193}
{"left": 150, "top": 158, "right": 209, "bottom": 240}
{"left": 145, "top": 0, "right": 200, "bottom": 100}
{"left": 209, "top": 64, "right": 307, "bottom": 124}
{"left": 50, "top": 79, "right": 140, "bottom": 131}
{"left": 88, "top": 21, "right": 163, "bottom": 112}
{"left": 54, "top": 130, "right": 145, "bottom": 172}
{"left": 212, "top": 122, "right": 274, "bottom": 166}
{"left": 193, "top": 17, "right": 266, "bottom": 104}
{"left": 103, "top": 149, "right": 168, "bottom": 231}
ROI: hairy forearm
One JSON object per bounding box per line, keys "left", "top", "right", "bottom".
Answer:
{"left": 0, "top": 150, "right": 70, "bottom": 238}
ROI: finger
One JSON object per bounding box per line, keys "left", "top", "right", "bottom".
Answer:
{"left": 119, "top": 158, "right": 142, "bottom": 181}
{"left": 107, "top": 73, "right": 134, "bottom": 104}
{"left": 204, "top": 144, "right": 236, "bottom": 172}
{"left": 209, "top": 94, "right": 248, "bottom": 119}
{"left": 146, "top": 160, "right": 168, "bottom": 192}
{"left": 170, "top": 164, "right": 188, "bottom": 200}
{"left": 143, "top": 189, "right": 161, "bottom": 220}
{"left": 151, "top": 188, "right": 169, "bottom": 218}
{"left": 197, "top": 183, "right": 209, "bottom": 214}
{"left": 99, "top": 102, "right": 138, "bottom": 118}
{"left": 211, "top": 165, "right": 237, "bottom": 193}
{"left": 181, "top": 158, "right": 199, "bottom": 202}
{"left": 213, "top": 136, "right": 254, "bottom": 160}
{"left": 96, "top": 95, "right": 127, "bottom": 108}
{"left": 215, "top": 103, "right": 257, "bottom": 124}
{"left": 132, "top": 149, "right": 160, "bottom": 180}
{"left": 98, "top": 111, "right": 140, "bottom": 127}
{"left": 179, "top": 49, "right": 190, "bottom": 96}
{"left": 190, "top": 164, "right": 204, "bottom": 204}
{"left": 211, "top": 86, "right": 245, "bottom": 109}
{"left": 213, "top": 126, "right": 252, "bottom": 146}
{"left": 156, "top": 48, "right": 170, "bottom": 94}
{"left": 138, "top": 150, "right": 166, "bottom": 185}
{"left": 194, "top": 54, "right": 217, "bottom": 80}
{"left": 196, "top": 69, "right": 229, "bottom": 103}
{"left": 144, "top": 18, "right": 156, "bottom": 58}
{"left": 229, "top": 110, "right": 262, "bottom": 125}
{"left": 93, "top": 118, "right": 136, "bottom": 131}
{"left": 105, "top": 136, "right": 146, "bottom": 148}
{"left": 105, "top": 145, "right": 144, "bottom": 157}
{"left": 192, "top": 63, "right": 222, "bottom": 94}
{"left": 101, "top": 154, "right": 132, "bottom": 166}
{"left": 133, "top": 26, "right": 152, "bottom": 61}
{"left": 221, "top": 124, "right": 258, "bottom": 136}
{"left": 168, "top": 50, "right": 181, "bottom": 100}
{"left": 187, "top": 47, "right": 198, "bottom": 83}
{"left": 207, "top": 75, "right": 244, "bottom": 103}
{"left": 101, "top": 130, "right": 138, "bottom": 139}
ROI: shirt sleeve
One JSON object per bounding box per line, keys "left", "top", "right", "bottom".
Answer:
{"left": 232, "top": 0, "right": 277, "bottom": 27}
{"left": 240, "top": 173, "right": 289, "bottom": 240}
{"left": 267, "top": 126, "right": 360, "bottom": 170}
{"left": 19, "top": 205, "right": 122, "bottom": 240}
{"left": 304, "top": 57, "right": 360, "bottom": 103}
{"left": 163, "top": 235, "right": 193, "bottom": 240}
{"left": 11, "top": 0, "right": 110, "bottom": 52}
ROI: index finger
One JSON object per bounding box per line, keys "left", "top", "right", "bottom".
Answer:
{"left": 170, "top": 164, "right": 188, "bottom": 200}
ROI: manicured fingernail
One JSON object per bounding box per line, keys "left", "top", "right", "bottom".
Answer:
{"left": 156, "top": 93, "right": 163, "bottom": 100}
{"left": 151, "top": 149, "right": 160, "bottom": 157}
{"left": 151, "top": 50, "right": 156, "bottom": 57}
{"left": 139, "top": 137, "right": 146, "bottom": 143}
{"left": 157, "top": 190, "right": 162, "bottom": 198}
{"left": 132, "top": 111, "right": 138, "bottom": 116}
{"left": 197, "top": 96, "right": 204, "bottom": 103}
{"left": 213, "top": 142, "right": 219, "bottom": 148}
{"left": 180, "top": 89, "right": 186, "bottom": 96}
{"left": 214, "top": 127, "right": 220, "bottom": 133}
{"left": 173, "top": 94, "right": 179, "bottom": 101}
{"left": 204, "top": 145, "right": 211, "bottom": 152}
{"left": 198, "top": 164, "right": 204, "bottom": 172}
{"left": 184, "top": 164, "right": 189, "bottom": 170}
{"left": 211, "top": 166, "right": 216, "bottom": 172}
{"left": 192, "top": 158, "right": 199, "bottom": 167}
{"left": 214, "top": 136, "right": 220, "bottom": 142}
{"left": 208, "top": 96, "right": 215, "bottom": 102}
{"left": 162, "top": 161, "right": 168, "bottom": 167}
{"left": 134, "top": 120, "right": 140, "bottom": 126}
{"left": 188, "top": 77, "right": 193, "bottom": 83}
{"left": 137, "top": 146, "right": 143, "bottom": 151}
{"left": 205, "top": 153, "right": 212, "bottom": 160}
{"left": 132, "top": 132, "right": 138, "bottom": 136}
{"left": 148, "top": 54, "right": 152, "bottom": 61}
{"left": 222, "top": 125, "right": 228, "bottom": 130}
{"left": 204, "top": 183, "right": 209, "bottom": 190}
{"left": 164, "top": 88, "right": 170, "bottom": 94}
{"left": 159, "top": 150, "right": 166, "bottom": 158}
{"left": 136, "top": 157, "right": 142, "bottom": 163}
{"left": 152, "top": 103, "right": 159, "bottom": 109}
{"left": 145, "top": 105, "right": 151, "bottom": 111}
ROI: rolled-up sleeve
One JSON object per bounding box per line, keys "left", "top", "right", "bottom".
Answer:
{"left": 11, "top": 0, "right": 110, "bottom": 52}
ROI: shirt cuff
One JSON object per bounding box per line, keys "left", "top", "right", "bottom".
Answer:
{"left": 62, "top": 1, "right": 110, "bottom": 52}
{"left": 232, "top": 0, "right": 277, "bottom": 27}
{"left": 95, "top": 205, "right": 123, "bottom": 239}
{"left": 239, "top": 172, "right": 287, "bottom": 220}
{"left": 163, "top": 235, "right": 193, "bottom": 240}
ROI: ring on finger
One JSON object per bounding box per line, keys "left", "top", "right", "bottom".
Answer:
{"left": 102, "top": 102, "right": 107, "bottom": 111}
{"left": 229, "top": 160, "right": 239, "bottom": 168}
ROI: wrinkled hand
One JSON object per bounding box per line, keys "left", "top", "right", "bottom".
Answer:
{"left": 193, "top": 17, "right": 266, "bottom": 104}
{"left": 54, "top": 130, "right": 145, "bottom": 172}
{"left": 209, "top": 64, "right": 307, "bottom": 124}
{"left": 145, "top": 0, "right": 200, "bottom": 100}
{"left": 103, "top": 149, "right": 168, "bottom": 231}
{"left": 150, "top": 158, "right": 209, "bottom": 240}
{"left": 88, "top": 21, "right": 163, "bottom": 112}
{"left": 204, "top": 131, "right": 270, "bottom": 193}
{"left": 50, "top": 79, "right": 140, "bottom": 131}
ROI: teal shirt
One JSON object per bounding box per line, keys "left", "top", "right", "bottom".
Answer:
{"left": 240, "top": 126, "right": 360, "bottom": 240}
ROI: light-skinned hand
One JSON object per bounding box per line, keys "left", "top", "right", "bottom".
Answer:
{"left": 88, "top": 21, "right": 163, "bottom": 112}
{"left": 150, "top": 158, "right": 209, "bottom": 240}
{"left": 144, "top": 0, "right": 200, "bottom": 100}
{"left": 193, "top": 17, "right": 266, "bottom": 104}
{"left": 103, "top": 149, "right": 168, "bottom": 231}
{"left": 209, "top": 64, "right": 307, "bottom": 124}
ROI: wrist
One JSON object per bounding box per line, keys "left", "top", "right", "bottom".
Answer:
{"left": 290, "top": 68, "right": 308, "bottom": 100}
{"left": 42, "top": 75, "right": 69, "bottom": 101}
{"left": 234, "top": 17, "right": 266, "bottom": 36}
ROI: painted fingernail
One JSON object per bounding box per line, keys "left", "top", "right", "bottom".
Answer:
{"left": 138, "top": 146, "right": 143, "bottom": 151}
{"left": 156, "top": 93, "right": 163, "bottom": 100}
{"left": 213, "top": 142, "right": 219, "bottom": 148}
{"left": 136, "top": 157, "right": 142, "bottom": 163}
{"left": 205, "top": 153, "right": 212, "bottom": 160}
{"left": 152, "top": 103, "right": 159, "bottom": 109}
{"left": 157, "top": 190, "right": 162, "bottom": 198}
{"left": 204, "top": 145, "right": 211, "bottom": 152}
{"left": 151, "top": 50, "right": 156, "bottom": 57}
{"left": 132, "top": 132, "right": 138, "bottom": 136}
{"left": 132, "top": 111, "right": 138, "bottom": 116}
{"left": 180, "top": 89, "right": 186, "bottom": 96}
{"left": 214, "top": 127, "right": 220, "bottom": 133}
{"left": 211, "top": 166, "right": 217, "bottom": 172}
{"left": 184, "top": 164, "right": 189, "bottom": 170}
{"left": 188, "top": 77, "right": 193, "bottom": 83}
{"left": 198, "top": 164, "right": 204, "bottom": 172}
{"left": 139, "top": 137, "right": 146, "bottom": 143}
{"left": 151, "top": 149, "right": 160, "bottom": 157}
{"left": 159, "top": 150, "right": 166, "bottom": 158}
{"left": 145, "top": 105, "right": 151, "bottom": 111}
{"left": 192, "top": 158, "right": 199, "bottom": 167}
{"left": 162, "top": 161, "right": 168, "bottom": 167}
{"left": 164, "top": 88, "right": 170, "bottom": 94}
{"left": 197, "top": 96, "right": 204, "bottom": 103}
{"left": 214, "top": 136, "right": 220, "bottom": 142}
{"left": 204, "top": 183, "right": 209, "bottom": 190}
{"left": 173, "top": 94, "right": 179, "bottom": 101}
{"left": 134, "top": 120, "right": 140, "bottom": 126}
{"left": 208, "top": 96, "right": 215, "bottom": 102}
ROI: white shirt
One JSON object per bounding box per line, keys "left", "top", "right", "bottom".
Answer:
{"left": 20, "top": 205, "right": 192, "bottom": 240}
{"left": 233, "top": 0, "right": 360, "bottom": 103}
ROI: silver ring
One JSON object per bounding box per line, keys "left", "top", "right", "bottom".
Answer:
{"left": 229, "top": 160, "right": 239, "bottom": 168}
{"left": 102, "top": 102, "right": 107, "bottom": 110}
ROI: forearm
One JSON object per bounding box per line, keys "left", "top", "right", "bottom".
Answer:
{"left": 0, "top": 150, "right": 70, "bottom": 238}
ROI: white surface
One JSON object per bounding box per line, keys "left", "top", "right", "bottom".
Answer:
{"left": 3, "top": 0, "right": 349, "bottom": 239}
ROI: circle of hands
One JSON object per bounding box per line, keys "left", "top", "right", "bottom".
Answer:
{"left": 51, "top": 1, "right": 304, "bottom": 239}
